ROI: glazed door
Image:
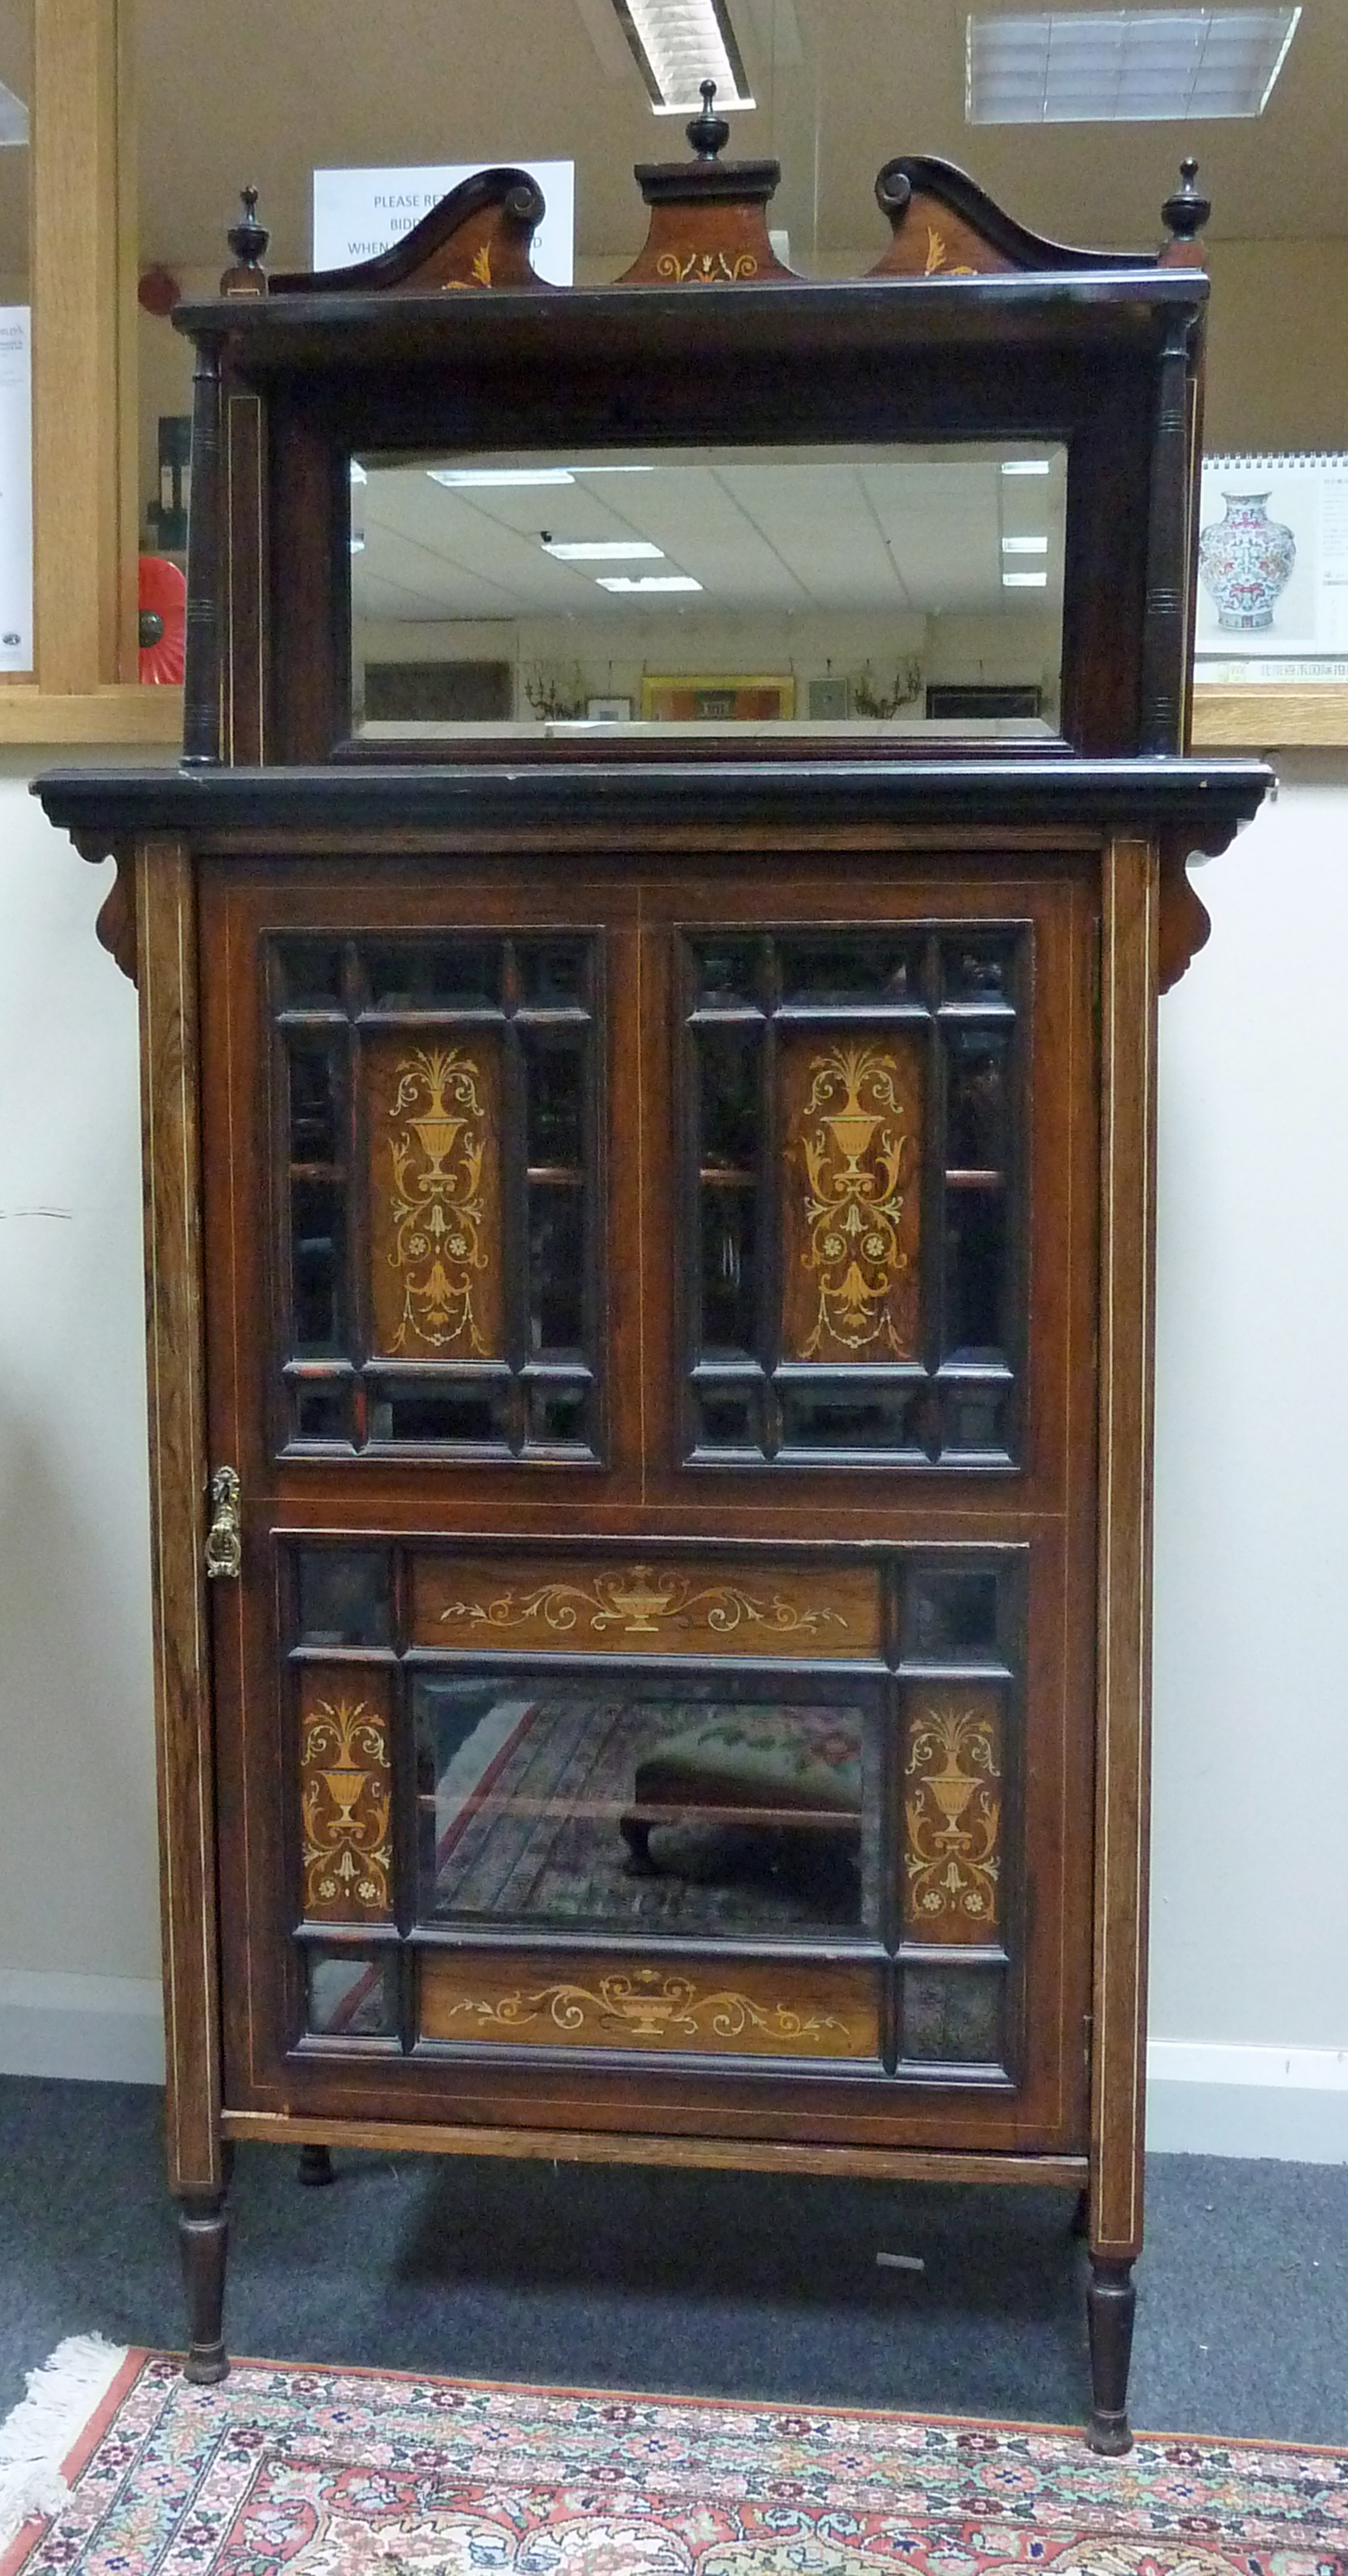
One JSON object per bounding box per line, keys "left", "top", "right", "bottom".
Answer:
{"left": 200, "top": 844, "right": 1098, "bottom": 2156}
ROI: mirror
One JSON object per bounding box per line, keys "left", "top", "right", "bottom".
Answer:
{"left": 349, "top": 439, "right": 1067, "bottom": 742}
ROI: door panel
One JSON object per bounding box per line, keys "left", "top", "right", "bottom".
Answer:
{"left": 200, "top": 847, "right": 1097, "bottom": 2156}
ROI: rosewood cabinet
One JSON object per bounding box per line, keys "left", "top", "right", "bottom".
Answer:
{"left": 37, "top": 118, "right": 1268, "bottom": 2450}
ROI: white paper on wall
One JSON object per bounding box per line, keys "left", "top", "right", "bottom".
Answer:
{"left": 312, "top": 163, "right": 575, "bottom": 286}
{"left": 0, "top": 307, "right": 32, "bottom": 675}
{"left": 1196, "top": 452, "right": 1348, "bottom": 677}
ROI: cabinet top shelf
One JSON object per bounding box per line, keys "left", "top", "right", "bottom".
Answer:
{"left": 32, "top": 754, "right": 1271, "bottom": 850}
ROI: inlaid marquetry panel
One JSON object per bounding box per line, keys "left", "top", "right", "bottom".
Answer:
{"left": 902, "top": 1684, "right": 1004, "bottom": 1945}
{"left": 412, "top": 1555, "right": 882, "bottom": 1657}
{"left": 780, "top": 1032, "right": 924, "bottom": 1364}
{"left": 420, "top": 1952, "right": 881, "bottom": 2059}
{"left": 366, "top": 1035, "right": 504, "bottom": 1361}
{"left": 298, "top": 1665, "right": 394, "bottom": 1924}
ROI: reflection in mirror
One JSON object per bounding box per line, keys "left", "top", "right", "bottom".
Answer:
{"left": 350, "top": 442, "right": 1067, "bottom": 742}
{"left": 414, "top": 1675, "right": 881, "bottom": 1938}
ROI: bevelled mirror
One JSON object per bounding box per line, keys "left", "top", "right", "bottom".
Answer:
{"left": 349, "top": 439, "right": 1068, "bottom": 742}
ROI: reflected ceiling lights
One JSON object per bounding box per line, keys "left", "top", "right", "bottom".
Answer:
{"left": 613, "top": 0, "right": 755, "bottom": 111}
{"left": 966, "top": 8, "right": 1300, "bottom": 120}
{"left": 543, "top": 540, "right": 666, "bottom": 560}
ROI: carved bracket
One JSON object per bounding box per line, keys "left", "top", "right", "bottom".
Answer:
{"left": 72, "top": 831, "right": 138, "bottom": 984}
{"left": 1158, "top": 834, "right": 1216, "bottom": 993}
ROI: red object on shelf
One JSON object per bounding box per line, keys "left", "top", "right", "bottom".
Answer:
{"left": 138, "top": 554, "right": 186, "bottom": 685}
{"left": 138, "top": 265, "right": 182, "bottom": 317}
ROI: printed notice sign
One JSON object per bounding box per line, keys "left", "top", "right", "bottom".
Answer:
{"left": 312, "top": 163, "right": 575, "bottom": 285}
{"left": 1196, "top": 452, "right": 1348, "bottom": 677}
{"left": 0, "top": 307, "right": 32, "bottom": 673}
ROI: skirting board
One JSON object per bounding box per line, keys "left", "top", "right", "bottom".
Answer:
{"left": 0, "top": 1979, "right": 1344, "bottom": 2160}
{"left": 0, "top": 1973, "right": 166, "bottom": 2086}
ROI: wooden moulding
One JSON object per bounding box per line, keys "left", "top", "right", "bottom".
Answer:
{"left": 270, "top": 169, "right": 552, "bottom": 298}
{"left": 137, "top": 836, "right": 224, "bottom": 2195}
{"left": 867, "top": 157, "right": 1154, "bottom": 282}
{"left": 221, "top": 2107, "right": 1087, "bottom": 2188}
{"left": 1090, "top": 836, "right": 1159, "bottom": 2263}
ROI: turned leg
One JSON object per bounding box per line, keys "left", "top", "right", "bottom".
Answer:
{"left": 620, "top": 1815, "right": 656, "bottom": 1873}
{"left": 1086, "top": 2255, "right": 1135, "bottom": 2454}
{"left": 178, "top": 2188, "right": 230, "bottom": 2384}
{"left": 298, "top": 2143, "right": 335, "bottom": 2188}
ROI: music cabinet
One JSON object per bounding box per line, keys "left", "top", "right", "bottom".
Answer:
{"left": 37, "top": 104, "right": 1268, "bottom": 2449}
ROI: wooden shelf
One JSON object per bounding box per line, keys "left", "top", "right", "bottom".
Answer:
{"left": 1192, "top": 684, "right": 1348, "bottom": 750}
{"left": 0, "top": 687, "right": 183, "bottom": 748}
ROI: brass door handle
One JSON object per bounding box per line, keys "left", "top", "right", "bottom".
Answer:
{"left": 204, "top": 1466, "right": 242, "bottom": 1580}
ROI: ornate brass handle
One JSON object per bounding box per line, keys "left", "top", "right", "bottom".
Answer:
{"left": 204, "top": 1466, "right": 242, "bottom": 1580}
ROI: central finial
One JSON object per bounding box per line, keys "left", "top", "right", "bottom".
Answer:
{"left": 686, "top": 79, "right": 731, "bottom": 161}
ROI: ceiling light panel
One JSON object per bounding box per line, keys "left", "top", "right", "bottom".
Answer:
{"left": 596, "top": 574, "right": 704, "bottom": 591}
{"left": 966, "top": 8, "right": 1300, "bottom": 122}
{"left": 543, "top": 540, "right": 666, "bottom": 560}
{"left": 615, "top": 0, "right": 755, "bottom": 111}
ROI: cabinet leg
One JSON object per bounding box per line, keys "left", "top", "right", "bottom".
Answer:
{"left": 298, "top": 2143, "right": 335, "bottom": 2188}
{"left": 1086, "top": 2255, "right": 1135, "bottom": 2455}
{"left": 177, "top": 2189, "right": 230, "bottom": 2385}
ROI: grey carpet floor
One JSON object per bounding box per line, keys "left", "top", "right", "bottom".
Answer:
{"left": 0, "top": 2076, "right": 1343, "bottom": 2448}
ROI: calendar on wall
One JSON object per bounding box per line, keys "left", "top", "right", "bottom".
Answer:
{"left": 1195, "top": 452, "right": 1348, "bottom": 681}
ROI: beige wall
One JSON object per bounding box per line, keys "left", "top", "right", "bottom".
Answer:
{"left": 1203, "top": 240, "right": 1348, "bottom": 454}
{"left": 0, "top": 757, "right": 159, "bottom": 1983}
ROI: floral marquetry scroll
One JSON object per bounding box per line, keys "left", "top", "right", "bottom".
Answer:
{"left": 298, "top": 1669, "right": 394, "bottom": 1924}
{"left": 420, "top": 1955, "right": 881, "bottom": 2059}
{"left": 367, "top": 1038, "right": 504, "bottom": 1361}
{"left": 781, "top": 1035, "right": 923, "bottom": 1363}
{"left": 413, "top": 1554, "right": 882, "bottom": 1658}
{"left": 902, "top": 1688, "right": 1004, "bottom": 1943}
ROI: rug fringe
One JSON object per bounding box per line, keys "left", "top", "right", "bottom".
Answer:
{"left": 0, "top": 2336, "right": 129, "bottom": 2551}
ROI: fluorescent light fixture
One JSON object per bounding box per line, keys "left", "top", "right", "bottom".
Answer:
{"left": 614, "top": 0, "right": 755, "bottom": 111}
{"left": 1001, "top": 458, "right": 1052, "bottom": 476}
{"left": 1003, "top": 570, "right": 1050, "bottom": 586}
{"left": 430, "top": 467, "right": 577, "bottom": 489}
{"left": 350, "top": 537, "right": 365, "bottom": 553}
{"left": 544, "top": 540, "right": 666, "bottom": 561}
{"left": 1002, "top": 535, "right": 1050, "bottom": 554}
{"left": 0, "top": 80, "right": 28, "bottom": 146}
{"left": 596, "top": 574, "right": 703, "bottom": 592}
{"left": 350, "top": 461, "right": 367, "bottom": 486}
{"left": 966, "top": 8, "right": 1300, "bottom": 122}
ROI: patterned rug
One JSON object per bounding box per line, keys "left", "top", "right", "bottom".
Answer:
{"left": 4, "top": 2350, "right": 1348, "bottom": 2576}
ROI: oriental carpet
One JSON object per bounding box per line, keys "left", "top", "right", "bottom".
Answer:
{"left": 3, "top": 2350, "right": 1347, "bottom": 2576}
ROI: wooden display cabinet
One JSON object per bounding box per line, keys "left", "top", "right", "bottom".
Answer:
{"left": 36, "top": 112, "right": 1269, "bottom": 2450}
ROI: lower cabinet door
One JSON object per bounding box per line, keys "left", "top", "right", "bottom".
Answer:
{"left": 201, "top": 850, "right": 1097, "bottom": 2157}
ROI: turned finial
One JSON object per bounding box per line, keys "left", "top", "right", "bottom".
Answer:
{"left": 686, "top": 79, "right": 731, "bottom": 162}
{"left": 227, "top": 186, "right": 269, "bottom": 272}
{"left": 1162, "top": 157, "right": 1210, "bottom": 246}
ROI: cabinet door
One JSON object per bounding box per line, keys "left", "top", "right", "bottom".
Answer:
{"left": 200, "top": 848, "right": 1096, "bottom": 2159}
